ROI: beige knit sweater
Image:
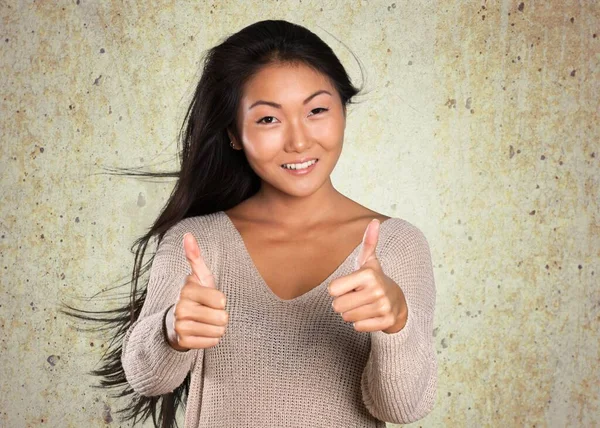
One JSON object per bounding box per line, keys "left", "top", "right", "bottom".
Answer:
{"left": 121, "top": 211, "right": 437, "bottom": 427}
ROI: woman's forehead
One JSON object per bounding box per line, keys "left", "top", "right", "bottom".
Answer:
{"left": 240, "top": 64, "right": 337, "bottom": 106}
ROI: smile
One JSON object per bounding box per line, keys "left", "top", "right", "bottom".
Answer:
{"left": 281, "top": 159, "right": 319, "bottom": 170}
{"left": 280, "top": 159, "right": 319, "bottom": 175}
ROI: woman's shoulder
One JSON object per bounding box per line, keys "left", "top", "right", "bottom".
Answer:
{"left": 379, "top": 216, "right": 433, "bottom": 261}
{"left": 381, "top": 216, "right": 426, "bottom": 236}
{"left": 166, "top": 211, "right": 224, "bottom": 233}
{"left": 152, "top": 212, "right": 226, "bottom": 272}
{"left": 337, "top": 202, "right": 431, "bottom": 258}
{"left": 160, "top": 211, "right": 227, "bottom": 250}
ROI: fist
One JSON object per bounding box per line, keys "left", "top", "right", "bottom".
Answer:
{"left": 165, "top": 233, "right": 229, "bottom": 351}
{"left": 329, "top": 219, "right": 408, "bottom": 334}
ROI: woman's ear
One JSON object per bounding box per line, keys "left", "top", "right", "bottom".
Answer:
{"left": 226, "top": 129, "right": 241, "bottom": 150}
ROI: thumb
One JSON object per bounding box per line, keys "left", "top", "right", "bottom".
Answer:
{"left": 183, "top": 232, "right": 216, "bottom": 288}
{"left": 354, "top": 219, "right": 381, "bottom": 270}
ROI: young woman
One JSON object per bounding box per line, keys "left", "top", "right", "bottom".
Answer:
{"left": 67, "top": 19, "right": 436, "bottom": 428}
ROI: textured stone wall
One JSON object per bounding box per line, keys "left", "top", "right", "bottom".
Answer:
{"left": 1, "top": 1, "right": 597, "bottom": 426}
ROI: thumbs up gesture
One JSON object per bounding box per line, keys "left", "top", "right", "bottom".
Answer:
{"left": 328, "top": 219, "right": 408, "bottom": 334}
{"left": 165, "top": 233, "right": 229, "bottom": 351}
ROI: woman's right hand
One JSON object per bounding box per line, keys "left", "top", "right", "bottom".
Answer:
{"left": 165, "top": 232, "right": 229, "bottom": 351}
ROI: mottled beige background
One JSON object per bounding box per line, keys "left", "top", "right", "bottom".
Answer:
{"left": 1, "top": 0, "right": 598, "bottom": 427}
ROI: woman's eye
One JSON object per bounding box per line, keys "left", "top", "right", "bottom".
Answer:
{"left": 310, "top": 107, "right": 329, "bottom": 115}
{"left": 256, "top": 108, "right": 328, "bottom": 124}
{"left": 256, "top": 116, "right": 278, "bottom": 124}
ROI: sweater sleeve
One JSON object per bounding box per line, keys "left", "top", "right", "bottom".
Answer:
{"left": 121, "top": 221, "right": 202, "bottom": 397}
{"left": 360, "top": 221, "right": 437, "bottom": 424}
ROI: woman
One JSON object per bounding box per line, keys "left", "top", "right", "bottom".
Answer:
{"left": 67, "top": 19, "right": 437, "bottom": 427}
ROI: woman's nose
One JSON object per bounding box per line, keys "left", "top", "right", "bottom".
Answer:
{"left": 285, "top": 119, "right": 311, "bottom": 152}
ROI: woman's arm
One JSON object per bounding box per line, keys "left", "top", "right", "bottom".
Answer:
{"left": 121, "top": 223, "right": 201, "bottom": 396}
{"left": 361, "top": 221, "right": 437, "bottom": 423}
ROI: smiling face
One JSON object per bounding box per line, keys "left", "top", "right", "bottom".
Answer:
{"left": 229, "top": 61, "right": 347, "bottom": 199}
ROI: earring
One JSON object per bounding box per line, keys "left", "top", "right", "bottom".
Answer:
{"left": 229, "top": 140, "right": 236, "bottom": 149}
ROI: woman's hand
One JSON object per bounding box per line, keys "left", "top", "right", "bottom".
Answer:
{"left": 328, "top": 219, "right": 408, "bottom": 334}
{"left": 165, "top": 233, "right": 229, "bottom": 351}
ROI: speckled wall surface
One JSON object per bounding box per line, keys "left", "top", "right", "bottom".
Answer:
{"left": 1, "top": 1, "right": 598, "bottom": 427}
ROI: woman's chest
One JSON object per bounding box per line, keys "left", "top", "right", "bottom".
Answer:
{"left": 245, "top": 238, "right": 360, "bottom": 301}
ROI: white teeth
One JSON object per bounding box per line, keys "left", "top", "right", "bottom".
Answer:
{"left": 282, "top": 159, "right": 317, "bottom": 170}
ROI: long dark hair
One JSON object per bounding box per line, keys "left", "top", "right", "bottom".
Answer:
{"left": 62, "top": 19, "right": 363, "bottom": 427}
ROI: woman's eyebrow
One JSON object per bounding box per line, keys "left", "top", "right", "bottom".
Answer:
{"left": 248, "top": 89, "right": 332, "bottom": 110}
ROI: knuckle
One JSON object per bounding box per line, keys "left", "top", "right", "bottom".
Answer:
{"left": 175, "top": 302, "right": 193, "bottom": 319}
{"left": 187, "top": 274, "right": 200, "bottom": 286}
{"left": 173, "top": 319, "right": 185, "bottom": 334}
{"left": 180, "top": 284, "right": 193, "bottom": 299}
{"left": 385, "top": 314, "right": 396, "bottom": 327}
{"left": 364, "top": 267, "right": 377, "bottom": 279}
{"left": 378, "top": 300, "right": 391, "bottom": 315}
{"left": 178, "top": 287, "right": 188, "bottom": 299}
{"left": 173, "top": 305, "right": 184, "bottom": 319}
{"left": 372, "top": 287, "right": 385, "bottom": 299}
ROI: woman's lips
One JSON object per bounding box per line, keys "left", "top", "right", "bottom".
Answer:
{"left": 281, "top": 159, "right": 319, "bottom": 175}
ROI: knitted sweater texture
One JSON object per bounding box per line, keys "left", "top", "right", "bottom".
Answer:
{"left": 121, "top": 211, "right": 437, "bottom": 427}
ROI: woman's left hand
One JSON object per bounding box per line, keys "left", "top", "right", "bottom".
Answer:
{"left": 328, "top": 219, "right": 408, "bottom": 334}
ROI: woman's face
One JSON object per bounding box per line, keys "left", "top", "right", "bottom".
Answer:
{"left": 230, "top": 62, "right": 347, "bottom": 198}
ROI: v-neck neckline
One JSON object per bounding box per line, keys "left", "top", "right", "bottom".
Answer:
{"left": 218, "top": 210, "right": 393, "bottom": 304}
